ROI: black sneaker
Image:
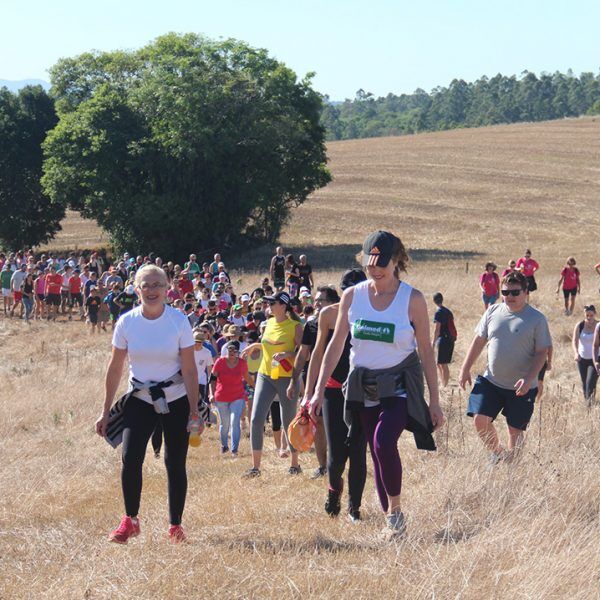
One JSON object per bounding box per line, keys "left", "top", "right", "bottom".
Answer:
{"left": 242, "top": 467, "right": 261, "bottom": 478}
{"left": 310, "top": 466, "right": 327, "bottom": 480}
{"left": 325, "top": 488, "right": 341, "bottom": 517}
{"left": 288, "top": 465, "right": 302, "bottom": 475}
{"left": 348, "top": 508, "right": 361, "bottom": 522}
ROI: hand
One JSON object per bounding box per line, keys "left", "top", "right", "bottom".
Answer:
{"left": 309, "top": 393, "right": 324, "bottom": 418}
{"left": 514, "top": 378, "right": 531, "bottom": 396}
{"left": 429, "top": 404, "right": 444, "bottom": 431}
{"left": 546, "top": 362, "right": 552, "bottom": 371}
{"left": 286, "top": 381, "right": 297, "bottom": 401}
{"left": 299, "top": 394, "right": 310, "bottom": 408}
{"left": 574, "top": 354, "right": 580, "bottom": 362}
{"left": 187, "top": 414, "right": 205, "bottom": 434}
{"left": 458, "top": 367, "right": 471, "bottom": 390}
{"left": 95, "top": 412, "right": 109, "bottom": 437}
{"left": 272, "top": 352, "right": 286, "bottom": 362}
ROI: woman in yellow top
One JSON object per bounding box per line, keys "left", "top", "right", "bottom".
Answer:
{"left": 241, "top": 291, "right": 303, "bottom": 477}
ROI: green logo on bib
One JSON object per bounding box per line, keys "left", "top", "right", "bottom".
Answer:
{"left": 353, "top": 319, "right": 395, "bottom": 343}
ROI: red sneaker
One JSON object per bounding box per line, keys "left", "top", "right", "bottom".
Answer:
{"left": 168, "top": 524, "right": 186, "bottom": 543}
{"left": 108, "top": 516, "right": 140, "bottom": 544}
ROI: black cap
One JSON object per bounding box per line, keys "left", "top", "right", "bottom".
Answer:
{"left": 361, "top": 231, "right": 396, "bottom": 268}
{"left": 263, "top": 291, "right": 291, "bottom": 306}
{"left": 340, "top": 268, "right": 367, "bottom": 290}
{"left": 183, "top": 303, "right": 193, "bottom": 312}
{"left": 216, "top": 311, "right": 229, "bottom": 319}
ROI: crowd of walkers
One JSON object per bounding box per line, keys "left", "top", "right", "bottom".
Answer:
{"left": 2, "top": 235, "right": 599, "bottom": 544}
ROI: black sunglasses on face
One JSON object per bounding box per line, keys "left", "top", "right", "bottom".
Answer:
{"left": 501, "top": 289, "right": 523, "bottom": 297}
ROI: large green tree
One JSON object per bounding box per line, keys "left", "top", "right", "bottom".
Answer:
{"left": 0, "top": 86, "right": 62, "bottom": 249}
{"left": 43, "top": 33, "right": 331, "bottom": 258}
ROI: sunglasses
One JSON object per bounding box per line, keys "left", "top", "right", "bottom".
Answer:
{"left": 501, "top": 289, "right": 523, "bottom": 297}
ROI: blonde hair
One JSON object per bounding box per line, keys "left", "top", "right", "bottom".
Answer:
{"left": 134, "top": 264, "right": 168, "bottom": 287}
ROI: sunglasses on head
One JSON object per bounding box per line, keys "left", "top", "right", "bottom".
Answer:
{"left": 501, "top": 289, "right": 523, "bottom": 297}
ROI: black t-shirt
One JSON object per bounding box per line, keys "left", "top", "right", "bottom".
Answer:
{"left": 85, "top": 296, "right": 101, "bottom": 314}
{"left": 329, "top": 330, "right": 351, "bottom": 384}
{"left": 301, "top": 318, "right": 319, "bottom": 377}
{"left": 434, "top": 306, "right": 454, "bottom": 339}
{"left": 298, "top": 264, "right": 313, "bottom": 290}
{"left": 116, "top": 292, "right": 137, "bottom": 314}
{"left": 273, "top": 256, "right": 285, "bottom": 279}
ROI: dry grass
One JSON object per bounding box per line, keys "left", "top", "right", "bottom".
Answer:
{"left": 4, "top": 118, "right": 600, "bottom": 599}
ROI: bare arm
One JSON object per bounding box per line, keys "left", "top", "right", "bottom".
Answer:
{"left": 556, "top": 275, "right": 564, "bottom": 293}
{"left": 95, "top": 346, "right": 128, "bottom": 436}
{"left": 180, "top": 346, "right": 201, "bottom": 425}
{"left": 593, "top": 325, "right": 600, "bottom": 372}
{"left": 515, "top": 347, "right": 550, "bottom": 396}
{"left": 432, "top": 321, "right": 441, "bottom": 347}
{"left": 458, "top": 335, "right": 488, "bottom": 389}
{"left": 572, "top": 323, "right": 581, "bottom": 360}
{"left": 409, "top": 290, "right": 443, "bottom": 429}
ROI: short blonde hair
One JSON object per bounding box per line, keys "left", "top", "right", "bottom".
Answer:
{"left": 134, "top": 264, "right": 168, "bottom": 287}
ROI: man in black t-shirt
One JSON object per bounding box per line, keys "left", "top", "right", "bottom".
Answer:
{"left": 115, "top": 285, "right": 138, "bottom": 316}
{"left": 298, "top": 255, "right": 314, "bottom": 292}
{"left": 433, "top": 292, "right": 456, "bottom": 387}
{"left": 287, "top": 285, "right": 340, "bottom": 479}
{"left": 85, "top": 287, "right": 102, "bottom": 333}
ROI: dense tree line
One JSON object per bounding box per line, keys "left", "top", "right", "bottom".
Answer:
{"left": 321, "top": 71, "right": 600, "bottom": 140}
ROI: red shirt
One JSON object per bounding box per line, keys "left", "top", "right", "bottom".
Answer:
{"left": 480, "top": 272, "right": 500, "bottom": 296}
{"left": 212, "top": 357, "right": 248, "bottom": 403}
{"left": 69, "top": 275, "right": 82, "bottom": 294}
{"left": 45, "top": 273, "right": 63, "bottom": 295}
{"left": 561, "top": 266, "right": 579, "bottom": 290}
{"left": 516, "top": 257, "right": 539, "bottom": 277}
{"left": 178, "top": 278, "right": 193, "bottom": 295}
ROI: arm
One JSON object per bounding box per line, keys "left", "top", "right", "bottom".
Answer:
{"left": 593, "top": 326, "right": 600, "bottom": 373}
{"left": 595, "top": 263, "right": 600, "bottom": 277}
{"left": 310, "top": 291, "right": 352, "bottom": 415}
{"left": 409, "top": 290, "right": 443, "bottom": 429}
{"left": 302, "top": 308, "right": 335, "bottom": 406}
{"left": 273, "top": 323, "right": 303, "bottom": 363}
{"left": 180, "top": 346, "right": 202, "bottom": 430}
{"left": 287, "top": 344, "right": 311, "bottom": 400}
{"left": 572, "top": 323, "right": 581, "bottom": 361}
{"left": 269, "top": 257, "right": 276, "bottom": 280}
{"left": 240, "top": 342, "right": 262, "bottom": 361}
{"left": 546, "top": 345, "right": 553, "bottom": 370}
{"left": 458, "top": 335, "right": 488, "bottom": 389}
{"left": 556, "top": 274, "right": 564, "bottom": 293}
{"left": 308, "top": 270, "right": 314, "bottom": 289}
{"left": 577, "top": 271, "right": 581, "bottom": 294}
{"left": 432, "top": 322, "right": 441, "bottom": 348}
{"left": 515, "top": 347, "right": 550, "bottom": 396}
{"left": 95, "top": 346, "right": 128, "bottom": 436}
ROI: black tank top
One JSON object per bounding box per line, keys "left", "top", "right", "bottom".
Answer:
{"left": 328, "top": 330, "right": 351, "bottom": 384}
{"left": 273, "top": 255, "right": 285, "bottom": 278}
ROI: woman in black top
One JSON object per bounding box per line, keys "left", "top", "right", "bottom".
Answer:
{"left": 285, "top": 254, "right": 301, "bottom": 298}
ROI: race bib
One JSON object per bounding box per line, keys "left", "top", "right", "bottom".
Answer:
{"left": 353, "top": 319, "right": 395, "bottom": 343}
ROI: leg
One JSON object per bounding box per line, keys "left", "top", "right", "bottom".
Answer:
{"left": 585, "top": 362, "right": 598, "bottom": 404}
{"left": 577, "top": 359, "right": 589, "bottom": 396}
{"left": 229, "top": 399, "right": 245, "bottom": 453}
{"left": 250, "top": 374, "right": 278, "bottom": 469}
{"left": 215, "top": 401, "right": 231, "bottom": 450}
{"left": 473, "top": 414, "right": 502, "bottom": 453}
{"left": 161, "top": 396, "right": 190, "bottom": 526}
{"left": 276, "top": 379, "right": 299, "bottom": 467}
{"left": 313, "top": 414, "right": 327, "bottom": 470}
{"left": 360, "top": 405, "right": 389, "bottom": 512}
{"left": 151, "top": 420, "right": 163, "bottom": 456}
{"left": 323, "top": 389, "right": 347, "bottom": 493}
{"left": 121, "top": 398, "right": 158, "bottom": 518}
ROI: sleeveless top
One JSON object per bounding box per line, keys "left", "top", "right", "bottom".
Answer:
{"left": 578, "top": 327, "right": 596, "bottom": 360}
{"left": 348, "top": 280, "right": 416, "bottom": 370}
{"left": 273, "top": 255, "right": 285, "bottom": 279}
{"left": 326, "top": 330, "right": 351, "bottom": 386}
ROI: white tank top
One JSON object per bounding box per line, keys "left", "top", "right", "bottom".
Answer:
{"left": 578, "top": 329, "right": 595, "bottom": 360}
{"left": 348, "top": 280, "right": 416, "bottom": 370}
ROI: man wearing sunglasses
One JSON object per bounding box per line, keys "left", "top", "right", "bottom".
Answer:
{"left": 459, "top": 272, "right": 552, "bottom": 463}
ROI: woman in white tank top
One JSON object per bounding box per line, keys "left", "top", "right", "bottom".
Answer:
{"left": 572, "top": 305, "right": 599, "bottom": 404}
{"left": 311, "top": 231, "right": 443, "bottom": 535}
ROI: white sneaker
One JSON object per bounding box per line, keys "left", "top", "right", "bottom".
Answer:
{"left": 386, "top": 511, "right": 406, "bottom": 536}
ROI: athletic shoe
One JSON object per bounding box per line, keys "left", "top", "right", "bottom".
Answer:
{"left": 348, "top": 508, "right": 361, "bottom": 523}
{"left": 386, "top": 511, "right": 406, "bottom": 536}
{"left": 168, "top": 524, "right": 186, "bottom": 543}
{"left": 220, "top": 446, "right": 229, "bottom": 454}
{"left": 242, "top": 467, "right": 261, "bottom": 478}
{"left": 154, "top": 452, "right": 160, "bottom": 459}
{"left": 108, "top": 516, "right": 140, "bottom": 544}
{"left": 288, "top": 465, "right": 302, "bottom": 475}
{"left": 310, "top": 466, "right": 327, "bottom": 479}
{"left": 231, "top": 451, "right": 239, "bottom": 458}
{"left": 324, "top": 488, "right": 341, "bottom": 517}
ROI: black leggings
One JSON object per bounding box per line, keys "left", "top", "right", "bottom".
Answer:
{"left": 577, "top": 358, "right": 598, "bottom": 401}
{"left": 270, "top": 400, "right": 282, "bottom": 432}
{"left": 122, "top": 395, "right": 190, "bottom": 525}
{"left": 322, "top": 387, "right": 367, "bottom": 510}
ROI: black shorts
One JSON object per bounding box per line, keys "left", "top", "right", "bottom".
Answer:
{"left": 437, "top": 338, "right": 455, "bottom": 364}
{"left": 46, "top": 293, "right": 61, "bottom": 306}
{"left": 61, "top": 290, "right": 70, "bottom": 300}
{"left": 70, "top": 293, "right": 83, "bottom": 307}
{"left": 467, "top": 375, "right": 537, "bottom": 431}
{"left": 36, "top": 293, "right": 45, "bottom": 301}
{"left": 563, "top": 288, "right": 577, "bottom": 299}
{"left": 88, "top": 311, "right": 99, "bottom": 324}
{"left": 526, "top": 276, "right": 537, "bottom": 292}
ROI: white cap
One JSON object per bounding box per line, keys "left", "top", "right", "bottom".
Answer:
{"left": 125, "top": 284, "right": 135, "bottom": 294}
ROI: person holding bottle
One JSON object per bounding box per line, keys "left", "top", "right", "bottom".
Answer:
{"left": 95, "top": 264, "right": 200, "bottom": 544}
{"left": 241, "top": 291, "right": 303, "bottom": 477}
{"left": 573, "top": 305, "right": 599, "bottom": 404}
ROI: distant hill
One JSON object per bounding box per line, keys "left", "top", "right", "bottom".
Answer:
{"left": 0, "top": 79, "right": 50, "bottom": 92}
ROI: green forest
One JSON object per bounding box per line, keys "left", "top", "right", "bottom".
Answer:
{"left": 321, "top": 70, "right": 600, "bottom": 140}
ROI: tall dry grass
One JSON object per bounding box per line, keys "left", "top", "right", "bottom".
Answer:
{"left": 1, "top": 265, "right": 599, "bottom": 599}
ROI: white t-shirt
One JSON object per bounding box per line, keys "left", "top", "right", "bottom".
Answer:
{"left": 112, "top": 305, "right": 195, "bottom": 404}
{"left": 194, "top": 346, "right": 213, "bottom": 385}
{"left": 231, "top": 314, "right": 246, "bottom": 327}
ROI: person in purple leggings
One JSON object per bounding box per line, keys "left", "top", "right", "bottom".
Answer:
{"left": 312, "top": 231, "right": 443, "bottom": 535}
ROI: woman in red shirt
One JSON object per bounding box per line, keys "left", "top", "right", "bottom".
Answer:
{"left": 479, "top": 262, "right": 500, "bottom": 309}
{"left": 209, "top": 341, "right": 254, "bottom": 456}
{"left": 516, "top": 249, "right": 540, "bottom": 293}
{"left": 556, "top": 257, "right": 581, "bottom": 316}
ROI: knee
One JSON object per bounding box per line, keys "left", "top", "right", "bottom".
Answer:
{"left": 473, "top": 414, "right": 493, "bottom": 431}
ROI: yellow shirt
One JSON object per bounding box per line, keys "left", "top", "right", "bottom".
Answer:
{"left": 258, "top": 316, "right": 298, "bottom": 377}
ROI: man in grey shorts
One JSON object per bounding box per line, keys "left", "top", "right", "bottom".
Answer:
{"left": 459, "top": 272, "right": 552, "bottom": 462}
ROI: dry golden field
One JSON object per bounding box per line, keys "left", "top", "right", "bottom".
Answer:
{"left": 3, "top": 118, "right": 600, "bottom": 599}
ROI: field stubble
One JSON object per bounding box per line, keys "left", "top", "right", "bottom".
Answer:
{"left": 1, "top": 267, "right": 599, "bottom": 599}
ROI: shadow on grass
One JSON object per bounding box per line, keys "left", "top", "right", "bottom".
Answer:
{"left": 228, "top": 244, "right": 482, "bottom": 272}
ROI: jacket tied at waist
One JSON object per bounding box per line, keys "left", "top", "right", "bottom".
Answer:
{"left": 343, "top": 351, "right": 436, "bottom": 451}
{"left": 104, "top": 371, "right": 184, "bottom": 449}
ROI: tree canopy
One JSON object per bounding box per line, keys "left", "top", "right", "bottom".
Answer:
{"left": 321, "top": 70, "right": 600, "bottom": 140}
{"left": 42, "top": 33, "right": 331, "bottom": 258}
{"left": 0, "top": 86, "right": 62, "bottom": 249}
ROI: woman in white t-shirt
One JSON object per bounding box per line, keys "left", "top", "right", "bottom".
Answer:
{"left": 95, "top": 265, "right": 201, "bottom": 544}
{"left": 572, "top": 305, "right": 599, "bottom": 404}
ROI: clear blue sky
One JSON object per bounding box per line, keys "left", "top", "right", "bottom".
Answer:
{"left": 2, "top": 0, "right": 599, "bottom": 99}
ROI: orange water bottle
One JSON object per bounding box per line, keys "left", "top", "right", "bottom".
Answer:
{"left": 271, "top": 357, "right": 280, "bottom": 380}
{"left": 189, "top": 415, "right": 202, "bottom": 447}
